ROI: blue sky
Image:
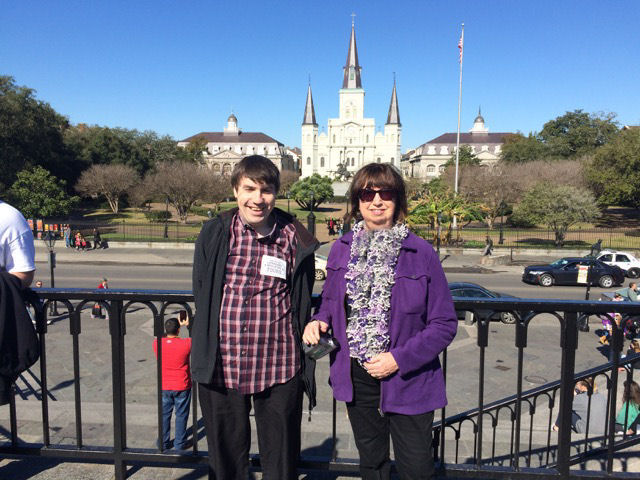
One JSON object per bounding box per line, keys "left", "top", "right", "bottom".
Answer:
{"left": 2, "top": 1, "right": 638, "bottom": 151}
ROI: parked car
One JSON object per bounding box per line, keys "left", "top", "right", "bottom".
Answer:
{"left": 522, "top": 257, "right": 625, "bottom": 288}
{"left": 596, "top": 250, "right": 640, "bottom": 278}
{"left": 449, "top": 281, "right": 518, "bottom": 324}
{"left": 314, "top": 253, "right": 328, "bottom": 281}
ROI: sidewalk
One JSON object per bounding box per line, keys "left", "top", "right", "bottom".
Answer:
{"left": 35, "top": 242, "right": 564, "bottom": 273}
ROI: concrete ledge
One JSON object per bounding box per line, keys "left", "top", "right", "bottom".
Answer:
{"left": 106, "top": 241, "right": 195, "bottom": 250}
{"left": 480, "top": 254, "right": 511, "bottom": 266}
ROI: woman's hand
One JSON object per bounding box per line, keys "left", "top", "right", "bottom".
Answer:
{"left": 364, "top": 353, "right": 399, "bottom": 379}
{"left": 302, "top": 320, "right": 329, "bottom": 345}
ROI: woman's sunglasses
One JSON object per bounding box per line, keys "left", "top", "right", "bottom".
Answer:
{"left": 358, "top": 188, "right": 395, "bottom": 202}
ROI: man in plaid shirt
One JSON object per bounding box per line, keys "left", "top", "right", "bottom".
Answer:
{"left": 192, "top": 155, "right": 318, "bottom": 480}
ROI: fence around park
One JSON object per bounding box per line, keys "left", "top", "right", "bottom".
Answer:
{"left": 2, "top": 291, "right": 640, "bottom": 479}
{"left": 413, "top": 226, "right": 640, "bottom": 252}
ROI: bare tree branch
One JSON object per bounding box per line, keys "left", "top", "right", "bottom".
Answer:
{"left": 75, "top": 164, "right": 139, "bottom": 214}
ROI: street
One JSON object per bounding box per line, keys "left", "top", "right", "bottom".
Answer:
{"left": 42, "top": 259, "right": 617, "bottom": 301}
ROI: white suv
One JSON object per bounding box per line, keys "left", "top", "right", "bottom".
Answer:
{"left": 596, "top": 250, "right": 640, "bottom": 278}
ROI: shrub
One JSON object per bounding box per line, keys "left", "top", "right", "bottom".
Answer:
{"left": 144, "top": 210, "right": 171, "bottom": 222}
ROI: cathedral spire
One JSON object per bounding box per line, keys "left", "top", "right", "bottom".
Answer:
{"left": 302, "top": 83, "right": 317, "bottom": 126}
{"left": 386, "top": 75, "right": 401, "bottom": 126}
{"left": 342, "top": 18, "right": 362, "bottom": 89}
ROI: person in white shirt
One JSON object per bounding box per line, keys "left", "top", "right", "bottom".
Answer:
{"left": 0, "top": 200, "right": 36, "bottom": 287}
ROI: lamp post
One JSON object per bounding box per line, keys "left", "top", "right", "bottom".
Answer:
{"left": 307, "top": 192, "right": 316, "bottom": 237}
{"left": 43, "top": 231, "right": 59, "bottom": 316}
{"left": 436, "top": 212, "right": 442, "bottom": 256}
{"left": 498, "top": 201, "right": 505, "bottom": 245}
{"left": 343, "top": 191, "right": 351, "bottom": 234}
{"left": 286, "top": 191, "right": 291, "bottom": 213}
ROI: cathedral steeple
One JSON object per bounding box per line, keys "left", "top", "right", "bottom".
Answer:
{"left": 342, "top": 17, "right": 362, "bottom": 89}
{"left": 302, "top": 83, "right": 317, "bottom": 126}
{"left": 385, "top": 76, "right": 401, "bottom": 126}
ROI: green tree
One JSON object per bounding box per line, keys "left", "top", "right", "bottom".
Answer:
{"left": 407, "top": 182, "right": 485, "bottom": 245}
{"left": 65, "top": 125, "right": 180, "bottom": 176}
{"left": 511, "top": 183, "right": 600, "bottom": 246}
{"left": 539, "top": 110, "right": 619, "bottom": 158}
{"left": 586, "top": 128, "right": 640, "bottom": 208}
{"left": 500, "top": 133, "right": 547, "bottom": 163}
{"left": 289, "top": 174, "right": 334, "bottom": 210}
{"left": 444, "top": 144, "right": 480, "bottom": 167}
{"left": 9, "top": 166, "right": 79, "bottom": 218}
{"left": 183, "top": 136, "right": 209, "bottom": 163}
{"left": 0, "top": 76, "right": 74, "bottom": 190}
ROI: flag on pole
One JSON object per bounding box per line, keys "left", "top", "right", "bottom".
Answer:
{"left": 458, "top": 29, "right": 464, "bottom": 63}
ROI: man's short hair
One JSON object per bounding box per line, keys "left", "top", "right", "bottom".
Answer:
{"left": 630, "top": 282, "right": 637, "bottom": 288}
{"left": 231, "top": 155, "right": 280, "bottom": 193}
{"left": 165, "top": 318, "right": 180, "bottom": 336}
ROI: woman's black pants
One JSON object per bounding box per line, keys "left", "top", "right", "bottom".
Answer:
{"left": 346, "top": 358, "right": 435, "bottom": 480}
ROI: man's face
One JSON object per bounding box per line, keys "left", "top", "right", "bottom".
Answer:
{"left": 233, "top": 176, "right": 277, "bottom": 230}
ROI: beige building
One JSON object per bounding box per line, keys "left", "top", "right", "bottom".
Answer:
{"left": 402, "top": 110, "right": 514, "bottom": 179}
{"left": 301, "top": 21, "right": 401, "bottom": 178}
{"left": 178, "top": 114, "right": 295, "bottom": 174}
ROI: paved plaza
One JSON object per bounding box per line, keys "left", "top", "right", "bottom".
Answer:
{"left": 1, "top": 244, "right": 639, "bottom": 478}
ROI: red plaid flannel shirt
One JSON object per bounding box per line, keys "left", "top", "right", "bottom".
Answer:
{"left": 214, "top": 212, "right": 299, "bottom": 394}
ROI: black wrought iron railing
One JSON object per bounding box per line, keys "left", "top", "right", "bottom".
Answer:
{"left": 1, "top": 291, "right": 640, "bottom": 479}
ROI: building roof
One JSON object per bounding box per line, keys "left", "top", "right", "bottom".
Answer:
{"left": 342, "top": 22, "right": 362, "bottom": 89}
{"left": 423, "top": 132, "right": 514, "bottom": 146}
{"left": 385, "top": 80, "right": 401, "bottom": 126}
{"left": 302, "top": 84, "right": 317, "bottom": 126}
{"left": 180, "top": 132, "right": 283, "bottom": 145}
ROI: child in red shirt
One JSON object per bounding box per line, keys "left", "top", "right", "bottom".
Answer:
{"left": 153, "top": 315, "right": 191, "bottom": 451}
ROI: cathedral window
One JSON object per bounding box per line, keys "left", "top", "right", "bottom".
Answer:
{"left": 349, "top": 138, "right": 352, "bottom": 144}
{"left": 333, "top": 134, "right": 336, "bottom": 143}
{"left": 307, "top": 157, "right": 311, "bottom": 165}
{"left": 314, "top": 135, "right": 317, "bottom": 142}
{"left": 320, "top": 157, "right": 325, "bottom": 167}
{"left": 350, "top": 158, "right": 355, "bottom": 166}
{"left": 366, "top": 135, "right": 369, "bottom": 143}
{"left": 439, "top": 165, "right": 446, "bottom": 172}
{"left": 391, "top": 157, "right": 394, "bottom": 163}
{"left": 427, "top": 164, "right": 435, "bottom": 173}
{"left": 377, "top": 157, "right": 381, "bottom": 163}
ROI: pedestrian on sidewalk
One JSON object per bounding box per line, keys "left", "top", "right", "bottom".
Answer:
{"left": 92, "top": 228, "right": 103, "bottom": 249}
{"left": 553, "top": 377, "right": 607, "bottom": 435}
{"left": 482, "top": 236, "right": 493, "bottom": 256}
{"left": 192, "top": 155, "right": 318, "bottom": 480}
{"left": 153, "top": 315, "right": 192, "bottom": 451}
{"left": 92, "top": 278, "right": 109, "bottom": 319}
{"left": 615, "top": 380, "right": 640, "bottom": 435}
{"left": 63, "top": 225, "right": 71, "bottom": 248}
{"left": 616, "top": 282, "right": 639, "bottom": 302}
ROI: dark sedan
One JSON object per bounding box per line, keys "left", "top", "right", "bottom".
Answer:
{"left": 522, "top": 257, "right": 624, "bottom": 288}
{"left": 449, "top": 282, "right": 517, "bottom": 324}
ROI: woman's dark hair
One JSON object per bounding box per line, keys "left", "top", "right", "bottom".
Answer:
{"left": 348, "top": 163, "right": 408, "bottom": 223}
{"left": 164, "top": 318, "right": 180, "bottom": 336}
{"left": 231, "top": 155, "right": 280, "bottom": 193}
{"left": 623, "top": 380, "right": 640, "bottom": 406}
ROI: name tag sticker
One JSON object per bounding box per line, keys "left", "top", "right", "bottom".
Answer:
{"left": 260, "top": 255, "right": 287, "bottom": 279}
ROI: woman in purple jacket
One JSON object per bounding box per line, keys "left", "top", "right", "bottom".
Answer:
{"left": 303, "top": 163, "right": 458, "bottom": 480}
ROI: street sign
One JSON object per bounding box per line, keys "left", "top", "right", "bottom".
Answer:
{"left": 577, "top": 264, "right": 589, "bottom": 284}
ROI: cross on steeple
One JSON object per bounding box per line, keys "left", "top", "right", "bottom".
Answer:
{"left": 351, "top": 12, "right": 356, "bottom": 26}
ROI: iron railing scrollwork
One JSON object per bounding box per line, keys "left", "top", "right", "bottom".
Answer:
{"left": 2, "top": 290, "right": 640, "bottom": 479}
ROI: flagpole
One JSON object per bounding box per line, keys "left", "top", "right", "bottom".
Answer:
{"left": 453, "top": 23, "right": 464, "bottom": 228}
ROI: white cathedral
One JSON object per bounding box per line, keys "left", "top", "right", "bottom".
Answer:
{"left": 300, "top": 21, "right": 401, "bottom": 178}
